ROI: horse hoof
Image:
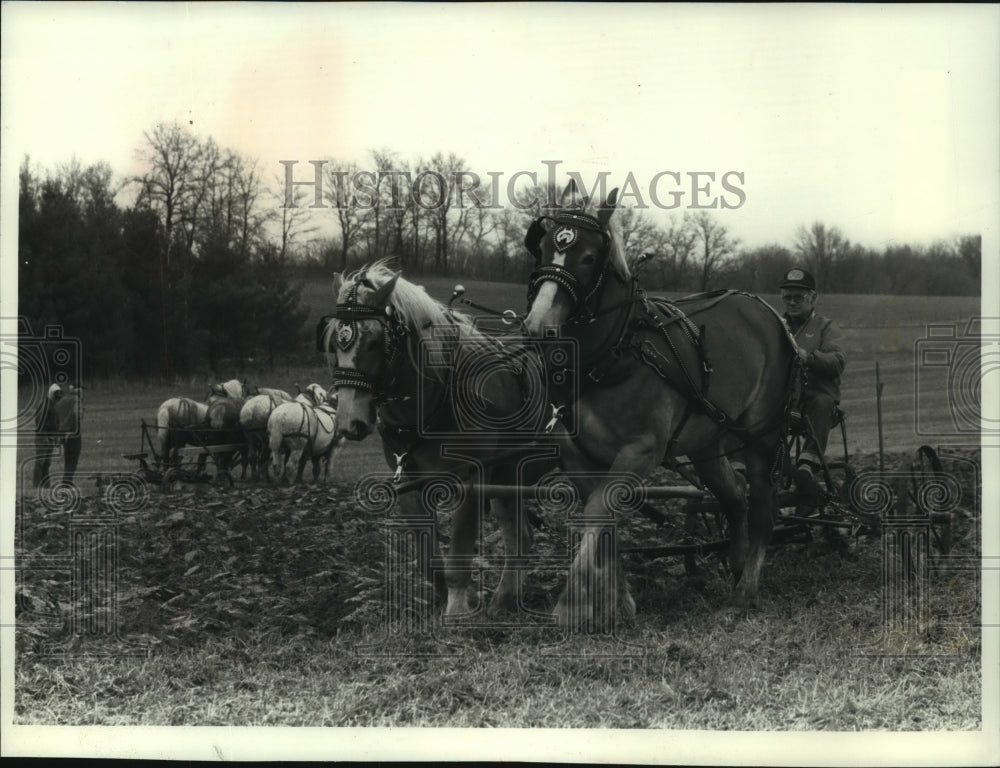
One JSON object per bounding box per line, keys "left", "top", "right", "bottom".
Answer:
{"left": 729, "top": 588, "right": 758, "bottom": 614}
{"left": 552, "top": 604, "right": 571, "bottom": 629}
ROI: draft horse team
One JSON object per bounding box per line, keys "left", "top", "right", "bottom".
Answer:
{"left": 320, "top": 182, "right": 810, "bottom": 628}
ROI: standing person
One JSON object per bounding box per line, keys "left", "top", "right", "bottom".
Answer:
{"left": 33, "top": 383, "right": 64, "bottom": 487}
{"left": 54, "top": 384, "right": 83, "bottom": 484}
{"left": 779, "top": 268, "right": 847, "bottom": 496}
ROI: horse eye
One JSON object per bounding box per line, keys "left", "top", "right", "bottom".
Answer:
{"left": 365, "top": 337, "right": 380, "bottom": 352}
{"left": 579, "top": 253, "right": 596, "bottom": 266}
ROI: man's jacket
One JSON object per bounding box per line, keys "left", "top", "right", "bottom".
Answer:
{"left": 785, "top": 310, "right": 846, "bottom": 402}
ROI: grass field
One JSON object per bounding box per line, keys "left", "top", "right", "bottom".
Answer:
{"left": 13, "top": 448, "right": 983, "bottom": 730}
{"left": 10, "top": 280, "right": 985, "bottom": 735}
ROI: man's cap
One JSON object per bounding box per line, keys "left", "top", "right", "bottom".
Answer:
{"left": 780, "top": 267, "right": 816, "bottom": 291}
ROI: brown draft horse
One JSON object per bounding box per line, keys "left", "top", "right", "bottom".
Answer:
{"left": 523, "top": 182, "right": 797, "bottom": 625}
{"left": 319, "top": 261, "right": 549, "bottom": 618}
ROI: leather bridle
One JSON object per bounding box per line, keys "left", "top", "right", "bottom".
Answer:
{"left": 316, "top": 271, "right": 407, "bottom": 397}
{"left": 524, "top": 212, "right": 616, "bottom": 321}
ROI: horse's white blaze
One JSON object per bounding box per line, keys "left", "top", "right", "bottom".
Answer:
{"left": 525, "top": 253, "right": 567, "bottom": 335}
{"left": 334, "top": 386, "right": 374, "bottom": 437}
{"left": 328, "top": 318, "right": 381, "bottom": 438}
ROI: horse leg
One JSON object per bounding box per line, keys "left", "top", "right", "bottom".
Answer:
{"left": 486, "top": 496, "right": 532, "bottom": 616}
{"left": 731, "top": 448, "right": 778, "bottom": 610}
{"left": 444, "top": 478, "right": 480, "bottom": 615}
{"left": 64, "top": 436, "right": 82, "bottom": 485}
{"left": 34, "top": 440, "right": 55, "bottom": 488}
{"left": 553, "top": 438, "right": 654, "bottom": 629}
{"left": 260, "top": 442, "right": 273, "bottom": 483}
{"left": 553, "top": 481, "right": 636, "bottom": 631}
{"left": 310, "top": 454, "right": 321, "bottom": 483}
{"left": 255, "top": 434, "right": 267, "bottom": 481}
{"left": 318, "top": 446, "right": 333, "bottom": 483}
{"left": 269, "top": 432, "right": 284, "bottom": 483}
{"left": 691, "top": 451, "right": 749, "bottom": 590}
{"left": 292, "top": 442, "right": 307, "bottom": 483}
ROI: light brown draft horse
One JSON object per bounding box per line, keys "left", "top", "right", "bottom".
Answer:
{"left": 319, "top": 261, "right": 544, "bottom": 617}
{"left": 523, "top": 182, "right": 797, "bottom": 625}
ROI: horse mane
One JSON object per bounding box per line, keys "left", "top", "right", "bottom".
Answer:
{"left": 581, "top": 197, "right": 629, "bottom": 280}
{"left": 338, "top": 259, "right": 482, "bottom": 343}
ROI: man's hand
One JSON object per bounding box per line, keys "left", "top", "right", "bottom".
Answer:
{"left": 796, "top": 347, "right": 811, "bottom": 365}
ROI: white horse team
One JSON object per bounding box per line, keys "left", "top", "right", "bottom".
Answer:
{"left": 153, "top": 378, "right": 344, "bottom": 484}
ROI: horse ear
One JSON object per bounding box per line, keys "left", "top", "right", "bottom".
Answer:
{"left": 370, "top": 272, "right": 401, "bottom": 308}
{"left": 597, "top": 188, "right": 619, "bottom": 228}
{"left": 525, "top": 218, "right": 547, "bottom": 261}
{"left": 559, "top": 179, "right": 579, "bottom": 207}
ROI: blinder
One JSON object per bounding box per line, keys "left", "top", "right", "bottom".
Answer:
{"left": 524, "top": 211, "right": 609, "bottom": 264}
{"left": 317, "top": 271, "right": 407, "bottom": 395}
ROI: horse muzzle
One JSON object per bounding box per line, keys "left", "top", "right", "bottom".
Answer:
{"left": 524, "top": 279, "right": 573, "bottom": 337}
{"left": 334, "top": 390, "right": 376, "bottom": 441}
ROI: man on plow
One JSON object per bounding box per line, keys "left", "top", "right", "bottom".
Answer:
{"left": 779, "top": 268, "right": 847, "bottom": 498}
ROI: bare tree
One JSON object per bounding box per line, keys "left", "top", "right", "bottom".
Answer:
{"left": 957, "top": 234, "right": 981, "bottom": 283}
{"left": 691, "top": 211, "right": 738, "bottom": 291}
{"left": 325, "top": 160, "right": 369, "bottom": 272}
{"left": 794, "top": 222, "right": 851, "bottom": 289}
{"left": 418, "top": 152, "right": 469, "bottom": 272}
{"left": 269, "top": 171, "right": 319, "bottom": 262}
{"left": 616, "top": 206, "right": 661, "bottom": 270}
{"left": 132, "top": 121, "right": 203, "bottom": 267}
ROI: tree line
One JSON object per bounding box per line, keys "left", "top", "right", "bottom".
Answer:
{"left": 18, "top": 122, "right": 309, "bottom": 381}
{"left": 297, "top": 151, "right": 980, "bottom": 297}
{"left": 18, "top": 122, "right": 981, "bottom": 380}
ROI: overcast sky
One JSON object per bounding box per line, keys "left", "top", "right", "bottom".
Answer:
{"left": 2, "top": 2, "right": 998, "bottom": 256}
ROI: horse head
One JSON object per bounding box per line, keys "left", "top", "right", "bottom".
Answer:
{"left": 319, "top": 264, "right": 403, "bottom": 440}
{"left": 208, "top": 397, "right": 241, "bottom": 429}
{"left": 304, "top": 382, "right": 329, "bottom": 406}
{"left": 523, "top": 180, "right": 625, "bottom": 336}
